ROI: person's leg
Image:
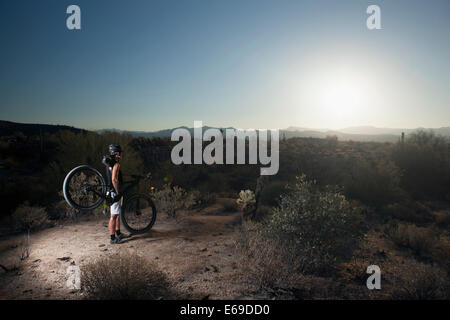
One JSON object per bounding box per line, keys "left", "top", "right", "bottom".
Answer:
{"left": 109, "top": 202, "right": 122, "bottom": 243}
{"left": 114, "top": 214, "right": 120, "bottom": 232}
{"left": 113, "top": 202, "right": 130, "bottom": 239}
{"left": 108, "top": 214, "right": 116, "bottom": 240}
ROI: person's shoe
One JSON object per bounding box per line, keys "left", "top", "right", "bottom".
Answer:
{"left": 109, "top": 237, "right": 122, "bottom": 244}
{"left": 116, "top": 232, "right": 131, "bottom": 240}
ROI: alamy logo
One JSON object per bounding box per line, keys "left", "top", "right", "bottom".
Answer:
{"left": 171, "top": 121, "right": 279, "bottom": 175}
{"left": 366, "top": 265, "right": 381, "bottom": 290}
{"left": 66, "top": 265, "right": 81, "bottom": 290}
{"left": 366, "top": 5, "right": 381, "bottom": 30}
{"left": 66, "top": 5, "right": 81, "bottom": 30}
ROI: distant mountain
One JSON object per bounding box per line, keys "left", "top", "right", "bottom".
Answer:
{"left": 98, "top": 126, "right": 236, "bottom": 139}
{"left": 337, "top": 125, "right": 450, "bottom": 136}
{"left": 99, "top": 125, "right": 450, "bottom": 143}
{"left": 5, "top": 119, "right": 446, "bottom": 143}
{"left": 282, "top": 125, "right": 450, "bottom": 142}
{"left": 0, "top": 120, "right": 87, "bottom": 136}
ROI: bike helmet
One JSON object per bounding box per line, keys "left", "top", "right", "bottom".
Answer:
{"left": 109, "top": 144, "right": 122, "bottom": 154}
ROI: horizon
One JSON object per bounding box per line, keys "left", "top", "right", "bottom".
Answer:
{"left": 1, "top": 1, "right": 449, "bottom": 131}
{"left": 1, "top": 118, "right": 449, "bottom": 133}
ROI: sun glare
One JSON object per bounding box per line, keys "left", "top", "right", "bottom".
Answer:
{"left": 317, "top": 76, "right": 364, "bottom": 128}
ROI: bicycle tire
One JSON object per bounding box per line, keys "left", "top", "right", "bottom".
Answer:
{"left": 120, "top": 193, "right": 157, "bottom": 234}
{"left": 63, "top": 165, "right": 106, "bottom": 211}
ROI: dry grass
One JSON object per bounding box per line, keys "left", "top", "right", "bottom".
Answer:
{"left": 81, "top": 251, "right": 176, "bottom": 300}
{"left": 391, "top": 261, "right": 449, "bottom": 300}
{"left": 386, "top": 223, "right": 438, "bottom": 259}
{"left": 11, "top": 203, "right": 51, "bottom": 232}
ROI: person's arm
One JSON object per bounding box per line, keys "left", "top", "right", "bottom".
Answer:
{"left": 112, "top": 163, "right": 120, "bottom": 194}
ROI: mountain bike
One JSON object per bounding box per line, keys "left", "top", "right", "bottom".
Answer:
{"left": 62, "top": 165, "right": 157, "bottom": 234}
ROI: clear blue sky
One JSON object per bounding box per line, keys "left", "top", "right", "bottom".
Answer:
{"left": 0, "top": 0, "right": 449, "bottom": 131}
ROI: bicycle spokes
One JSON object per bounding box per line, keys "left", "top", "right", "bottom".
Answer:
{"left": 122, "top": 194, "right": 156, "bottom": 233}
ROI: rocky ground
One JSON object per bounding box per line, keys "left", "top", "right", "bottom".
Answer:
{"left": 0, "top": 203, "right": 261, "bottom": 300}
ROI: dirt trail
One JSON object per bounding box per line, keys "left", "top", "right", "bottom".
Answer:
{"left": 0, "top": 205, "right": 255, "bottom": 300}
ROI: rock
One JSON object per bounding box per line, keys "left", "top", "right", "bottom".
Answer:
{"left": 70, "top": 261, "right": 76, "bottom": 265}
{"left": 154, "top": 256, "right": 159, "bottom": 260}
{"left": 57, "top": 256, "right": 71, "bottom": 262}
{"left": 99, "top": 244, "right": 105, "bottom": 247}
{"left": 33, "top": 259, "right": 41, "bottom": 263}
{"left": 211, "top": 265, "right": 219, "bottom": 272}
{"left": 204, "top": 266, "right": 210, "bottom": 272}
{"left": 200, "top": 248, "right": 207, "bottom": 252}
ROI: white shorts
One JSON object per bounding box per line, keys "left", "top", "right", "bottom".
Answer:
{"left": 111, "top": 201, "right": 121, "bottom": 215}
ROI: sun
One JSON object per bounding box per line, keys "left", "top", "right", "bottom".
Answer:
{"left": 319, "top": 80, "right": 362, "bottom": 127}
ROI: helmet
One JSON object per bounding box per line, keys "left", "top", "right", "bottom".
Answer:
{"left": 108, "top": 144, "right": 122, "bottom": 154}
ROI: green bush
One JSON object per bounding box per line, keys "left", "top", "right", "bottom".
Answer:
{"left": 151, "top": 184, "right": 195, "bottom": 218}
{"left": 238, "top": 175, "right": 366, "bottom": 284}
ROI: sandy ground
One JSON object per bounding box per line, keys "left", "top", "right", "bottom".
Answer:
{"left": 0, "top": 204, "right": 258, "bottom": 300}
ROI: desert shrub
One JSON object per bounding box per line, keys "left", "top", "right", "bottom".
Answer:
{"left": 11, "top": 203, "right": 51, "bottom": 232}
{"left": 235, "top": 220, "right": 297, "bottom": 288}
{"left": 382, "top": 202, "right": 434, "bottom": 224}
{"left": 196, "top": 191, "right": 216, "bottom": 207}
{"left": 392, "top": 130, "right": 450, "bottom": 199}
{"left": 237, "top": 175, "right": 366, "bottom": 285}
{"left": 47, "top": 191, "right": 80, "bottom": 220}
{"left": 259, "top": 181, "right": 288, "bottom": 206}
{"left": 392, "top": 262, "right": 449, "bottom": 300}
{"left": 435, "top": 210, "right": 450, "bottom": 228}
{"left": 386, "top": 223, "right": 438, "bottom": 259}
{"left": 82, "top": 251, "right": 174, "bottom": 300}
{"left": 236, "top": 222, "right": 341, "bottom": 297}
{"left": 217, "top": 198, "right": 239, "bottom": 212}
{"left": 343, "top": 158, "right": 403, "bottom": 207}
{"left": 236, "top": 190, "right": 255, "bottom": 213}
{"left": 151, "top": 184, "right": 195, "bottom": 218}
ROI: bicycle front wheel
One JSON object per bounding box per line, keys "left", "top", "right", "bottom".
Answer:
{"left": 121, "top": 194, "right": 157, "bottom": 234}
{"left": 63, "top": 165, "right": 106, "bottom": 211}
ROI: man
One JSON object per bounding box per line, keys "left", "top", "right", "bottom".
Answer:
{"left": 103, "top": 144, "right": 130, "bottom": 244}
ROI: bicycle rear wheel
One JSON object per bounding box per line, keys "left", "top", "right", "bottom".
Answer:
{"left": 121, "top": 194, "right": 157, "bottom": 234}
{"left": 63, "top": 165, "right": 106, "bottom": 210}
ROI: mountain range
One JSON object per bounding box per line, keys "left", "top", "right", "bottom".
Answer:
{"left": 99, "top": 125, "right": 450, "bottom": 143}
{"left": 1, "top": 120, "right": 449, "bottom": 143}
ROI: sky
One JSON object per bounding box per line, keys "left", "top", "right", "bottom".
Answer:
{"left": 0, "top": 0, "right": 449, "bottom": 131}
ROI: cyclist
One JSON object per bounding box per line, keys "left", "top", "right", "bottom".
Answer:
{"left": 102, "top": 144, "right": 130, "bottom": 244}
